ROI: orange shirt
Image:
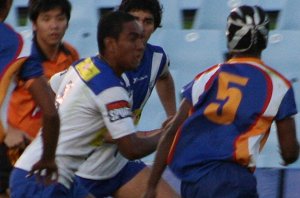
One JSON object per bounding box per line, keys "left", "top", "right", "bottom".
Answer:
{"left": 8, "top": 42, "right": 79, "bottom": 138}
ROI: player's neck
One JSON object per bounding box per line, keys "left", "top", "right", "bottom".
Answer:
{"left": 38, "top": 41, "right": 60, "bottom": 61}
{"left": 99, "top": 54, "right": 122, "bottom": 76}
{"left": 232, "top": 52, "right": 261, "bottom": 59}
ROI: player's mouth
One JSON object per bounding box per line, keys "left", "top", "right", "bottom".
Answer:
{"left": 49, "top": 33, "right": 61, "bottom": 40}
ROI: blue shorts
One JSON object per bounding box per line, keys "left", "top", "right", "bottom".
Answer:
{"left": 74, "top": 160, "right": 146, "bottom": 197}
{"left": 181, "top": 162, "right": 258, "bottom": 198}
{"left": 9, "top": 168, "right": 73, "bottom": 198}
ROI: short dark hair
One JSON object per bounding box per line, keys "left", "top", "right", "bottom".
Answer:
{"left": 0, "top": 0, "right": 10, "bottom": 13}
{"left": 0, "top": 0, "right": 12, "bottom": 21}
{"left": 28, "top": 0, "right": 72, "bottom": 22}
{"left": 97, "top": 11, "right": 136, "bottom": 54}
{"left": 0, "top": 0, "right": 7, "bottom": 10}
{"left": 118, "top": 0, "right": 163, "bottom": 29}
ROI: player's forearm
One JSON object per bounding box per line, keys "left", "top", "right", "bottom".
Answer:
{"left": 136, "top": 129, "right": 162, "bottom": 138}
{"left": 40, "top": 113, "right": 60, "bottom": 161}
{"left": 29, "top": 77, "right": 60, "bottom": 160}
{"left": 276, "top": 117, "right": 300, "bottom": 165}
{"left": 117, "top": 129, "right": 162, "bottom": 160}
{"left": 131, "top": 129, "right": 162, "bottom": 159}
{"left": 147, "top": 128, "right": 173, "bottom": 190}
{"left": 156, "top": 73, "right": 177, "bottom": 116}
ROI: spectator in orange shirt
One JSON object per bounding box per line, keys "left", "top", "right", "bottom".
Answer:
{"left": 5, "top": 0, "right": 79, "bottom": 151}
{"left": 1, "top": 0, "right": 60, "bottom": 196}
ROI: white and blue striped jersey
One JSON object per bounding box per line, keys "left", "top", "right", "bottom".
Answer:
{"left": 15, "top": 56, "right": 137, "bottom": 188}
{"left": 75, "top": 43, "right": 170, "bottom": 180}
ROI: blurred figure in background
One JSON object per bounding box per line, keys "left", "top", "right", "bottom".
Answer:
{"left": 5, "top": 0, "right": 78, "bottom": 158}
{"left": 143, "top": 5, "right": 299, "bottom": 198}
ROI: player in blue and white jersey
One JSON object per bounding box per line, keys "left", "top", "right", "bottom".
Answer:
{"left": 9, "top": 11, "right": 167, "bottom": 198}
{"left": 72, "top": 0, "right": 179, "bottom": 197}
{"left": 144, "top": 5, "right": 299, "bottom": 198}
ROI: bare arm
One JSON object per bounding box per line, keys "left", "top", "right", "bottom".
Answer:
{"left": 276, "top": 117, "right": 299, "bottom": 165}
{"left": 156, "top": 70, "right": 176, "bottom": 117}
{"left": 143, "top": 98, "right": 191, "bottom": 198}
{"left": 28, "top": 76, "right": 60, "bottom": 184}
{"left": 115, "top": 128, "right": 162, "bottom": 160}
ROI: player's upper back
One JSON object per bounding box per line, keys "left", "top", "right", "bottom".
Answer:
{"left": 186, "top": 57, "right": 296, "bottom": 129}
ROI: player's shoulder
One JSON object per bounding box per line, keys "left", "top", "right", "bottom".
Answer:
{"left": 146, "top": 43, "right": 166, "bottom": 54}
{"left": 0, "top": 23, "right": 18, "bottom": 36}
{"left": 144, "top": 43, "right": 168, "bottom": 65}
{"left": 61, "top": 41, "right": 80, "bottom": 60}
{"left": 0, "top": 23, "right": 23, "bottom": 50}
{"left": 73, "top": 56, "right": 124, "bottom": 94}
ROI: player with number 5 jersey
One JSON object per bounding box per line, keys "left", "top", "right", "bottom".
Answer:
{"left": 143, "top": 5, "right": 299, "bottom": 198}
{"left": 168, "top": 57, "right": 297, "bottom": 182}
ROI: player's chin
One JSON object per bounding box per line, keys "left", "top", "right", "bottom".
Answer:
{"left": 132, "top": 57, "right": 142, "bottom": 68}
{"left": 127, "top": 61, "right": 140, "bottom": 70}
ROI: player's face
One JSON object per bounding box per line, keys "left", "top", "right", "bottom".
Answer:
{"left": 114, "top": 21, "right": 144, "bottom": 73}
{"left": 33, "top": 7, "right": 68, "bottom": 48}
{"left": 129, "top": 10, "right": 155, "bottom": 44}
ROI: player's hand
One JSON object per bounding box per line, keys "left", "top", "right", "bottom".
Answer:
{"left": 103, "top": 132, "right": 115, "bottom": 144}
{"left": 4, "top": 125, "right": 31, "bottom": 148}
{"left": 27, "top": 159, "right": 58, "bottom": 186}
{"left": 161, "top": 115, "right": 174, "bottom": 130}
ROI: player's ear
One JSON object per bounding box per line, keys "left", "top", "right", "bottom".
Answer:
{"left": 104, "top": 37, "right": 117, "bottom": 53}
{"left": 32, "top": 21, "right": 37, "bottom": 32}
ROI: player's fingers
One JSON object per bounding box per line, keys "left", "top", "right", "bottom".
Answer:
{"left": 26, "top": 170, "right": 34, "bottom": 178}
{"left": 26, "top": 167, "right": 40, "bottom": 178}
{"left": 33, "top": 169, "right": 43, "bottom": 184}
{"left": 52, "top": 170, "right": 58, "bottom": 181}
{"left": 44, "top": 169, "right": 59, "bottom": 185}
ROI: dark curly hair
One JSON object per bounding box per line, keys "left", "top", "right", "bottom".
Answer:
{"left": 118, "top": 0, "right": 163, "bottom": 29}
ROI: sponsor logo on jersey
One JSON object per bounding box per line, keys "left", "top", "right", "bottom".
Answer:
{"left": 133, "top": 75, "right": 148, "bottom": 84}
{"left": 75, "top": 58, "right": 100, "bottom": 81}
{"left": 106, "top": 100, "right": 131, "bottom": 122}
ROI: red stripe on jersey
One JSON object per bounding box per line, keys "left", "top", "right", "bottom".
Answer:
{"left": 106, "top": 100, "right": 130, "bottom": 110}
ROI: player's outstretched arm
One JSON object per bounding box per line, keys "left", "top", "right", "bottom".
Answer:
{"left": 143, "top": 98, "right": 191, "bottom": 198}
{"left": 115, "top": 128, "right": 162, "bottom": 160}
{"left": 156, "top": 70, "right": 177, "bottom": 117}
{"left": 276, "top": 117, "right": 299, "bottom": 165}
{"left": 27, "top": 76, "right": 60, "bottom": 184}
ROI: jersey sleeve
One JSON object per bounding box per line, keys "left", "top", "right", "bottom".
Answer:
{"left": 159, "top": 54, "right": 170, "bottom": 77}
{"left": 181, "top": 80, "right": 194, "bottom": 103}
{"left": 18, "top": 57, "right": 44, "bottom": 81}
{"left": 49, "top": 69, "right": 68, "bottom": 94}
{"left": 181, "top": 65, "right": 220, "bottom": 106}
{"left": 93, "top": 86, "right": 136, "bottom": 139}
